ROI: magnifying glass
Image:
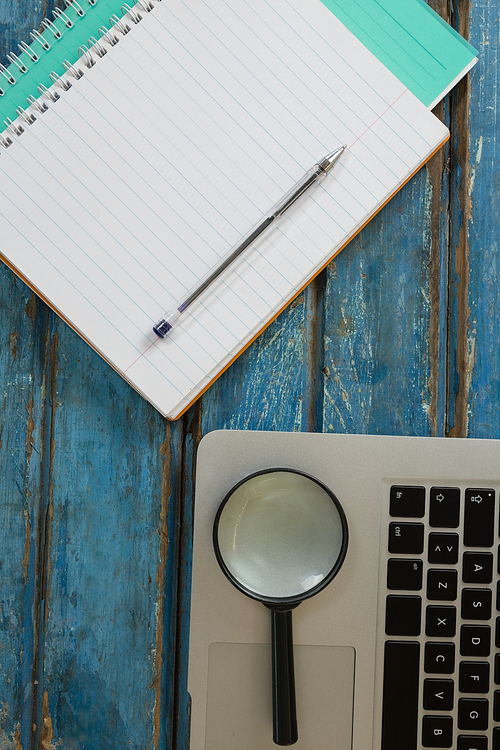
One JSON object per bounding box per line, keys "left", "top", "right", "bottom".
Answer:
{"left": 213, "top": 468, "right": 348, "bottom": 746}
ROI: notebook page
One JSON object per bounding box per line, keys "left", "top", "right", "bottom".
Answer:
{"left": 0, "top": 0, "right": 449, "bottom": 418}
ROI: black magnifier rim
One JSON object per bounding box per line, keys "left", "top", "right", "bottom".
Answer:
{"left": 213, "top": 467, "right": 348, "bottom": 608}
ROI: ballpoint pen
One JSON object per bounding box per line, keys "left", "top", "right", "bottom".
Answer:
{"left": 153, "top": 144, "right": 347, "bottom": 337}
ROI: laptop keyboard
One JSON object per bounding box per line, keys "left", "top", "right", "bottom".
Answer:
{"left": 381, "top": 484, "right": 499, "bottom": 750}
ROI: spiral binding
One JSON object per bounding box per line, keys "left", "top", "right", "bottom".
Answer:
{"left": 6, "top": 53, "right": 28, "bottom": 74}
{"left": 0, "top": 0, "right": 161, "bottom": 149}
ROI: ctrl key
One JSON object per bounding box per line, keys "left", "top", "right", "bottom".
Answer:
{"left": 422, "top": 716, "right": 453, "bottom": 748}
{"left": 388, "top": 522, "right": 424, "bottom": 554}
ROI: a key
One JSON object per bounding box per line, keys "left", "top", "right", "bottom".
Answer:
{"left": 462, "top": 552, "right": 493, "bottom": 584}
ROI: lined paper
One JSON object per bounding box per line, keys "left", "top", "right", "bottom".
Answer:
{"left": 0, "top": 0, "right": 449, "bottom": 418}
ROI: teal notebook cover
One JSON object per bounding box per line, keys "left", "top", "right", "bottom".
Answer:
{"left": 322, "top": 0, "right": 477, "bottom": 108}
{"left": 0, "top": 0, "right": 478, "bottom": 125}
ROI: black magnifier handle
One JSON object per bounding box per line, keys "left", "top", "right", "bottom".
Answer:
{"left": 271, "top": 607, "right": 298, "bottom": 746}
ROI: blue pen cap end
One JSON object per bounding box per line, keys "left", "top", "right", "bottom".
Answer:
{"left": 153, "top": 319, "right": 172, "bottom": 338}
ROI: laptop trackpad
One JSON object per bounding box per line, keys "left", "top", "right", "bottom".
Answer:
{"left": 205, "top": 643, "right": 355, "bottom": 749}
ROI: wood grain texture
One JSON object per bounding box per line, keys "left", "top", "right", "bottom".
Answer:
{"left": 0, "top": 0, "right": 493, "bottom": 748}
{"left": 321, "top": 165, "right": 443, "bottom": 436}
{"left": 454, "top": 0, "right": 500, "bottom": 438}
{"left": 39, "top": 319, "right": 184, "bottom": 748}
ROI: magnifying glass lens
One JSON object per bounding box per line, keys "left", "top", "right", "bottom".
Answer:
{"left": 216, "top": 471, "right": 345, "bottom": 601}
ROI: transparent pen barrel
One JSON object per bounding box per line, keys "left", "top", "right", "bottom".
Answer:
{"left": 153, "top": 164, "right": 328, "bottom": 337}
{"left": 269, "top": 164, "right": 326, "bottom": 218}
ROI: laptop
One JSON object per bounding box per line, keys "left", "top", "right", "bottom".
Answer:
{"left": 188, "top": 430, "right": 500, "bottom": 750}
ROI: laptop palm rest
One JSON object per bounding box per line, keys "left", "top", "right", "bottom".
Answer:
{"left": 205, "top": 642, "right": 355, "bottom": 750}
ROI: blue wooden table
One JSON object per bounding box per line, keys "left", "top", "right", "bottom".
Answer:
{"left": 0, "top": 0, "right": 497, "bottom": 747}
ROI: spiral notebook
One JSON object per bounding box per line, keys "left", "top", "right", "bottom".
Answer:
{"left": 0, "top": 0, "right": 451, "bottom": 419}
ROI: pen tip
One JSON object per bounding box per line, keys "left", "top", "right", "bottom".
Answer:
{"left": 320, "top": 144, "right": 347, "bottom": 172}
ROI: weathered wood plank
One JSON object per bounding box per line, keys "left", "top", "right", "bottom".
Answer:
{"left": 0, "top": 266, "right": 52, "bottom": 747}
{"left": 447, "top": 0, "right": 500, "bottom": 438}
{"left": 39, "top": 318, "right": 184, "bottom": 748}
{"left": 199, "top": 286, "right": 319, "bottom": 433}
{"left": 320, "top": 157, "right": 447, "bottom": 436}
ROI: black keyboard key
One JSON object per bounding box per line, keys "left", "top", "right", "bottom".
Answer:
{"left": 497, "top": 579, "right": 500, "bottom": 610}
{"left": 494, "top": 690, "right": 500, "bottom": 722}
{"left": 427, "top": 569, "right": 458, "bottom": 600}
{"left": 462, "top": 552, "right": 493, "bottom": 583}
{"left": 385, "top": 596, "right": 421, "bottom": 636}
{"left": 426, "top": 605, "right": 456, "bottom": 637}
{"left": 422, "top": 716, "right": 453, "bottom": 748}
{"left": 464, "top": 488, "right": 495, "bottom": 547}
{"left": 496, "top": 653, "right": 500, "bottom": 685}
{"left": 460, "top": 625, "right": 491, "bottom": 657}
{"left": 390, "top": 485, "right": 425, "bottom": 517}
{"left": 458, "top": 698, "right": 489, "bottom": 731}
{"left": 424, "top": 642, "right": 455, "bottom": 674}
{"left": 494, "top": 727, "right": 500, "bottom": 750}
{"left": 423, "top": 679, "right": 454, "bottom": 710}
{"left": 388, "top": 522, "right": 424, "bottom": 554}
{"left": 458, "top": 736, "right": 488, "bottom": 750}
{"left": 428, "top": 533, "right": 459, "bottom": 564}
{"left": 496, "top": 617, "right": 500, "bottom": 648}
{"left": 461, "top": 588, "right": 492, "bottom": 620}
{"left": 430, "top": 487, "right": 460, "bottom": 528}
{"left": 459, "top": 662, "right": 490, "bottom": 693}
{"left": 382, "top": 641, "right": 420, "bottom": 750}
{"left": 387, "top": 559, "right": 423, "bottom": 590}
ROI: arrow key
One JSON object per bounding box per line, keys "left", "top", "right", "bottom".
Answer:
{"left": 428, "top": 533, "right": 459, "bottom": 564}
{"left": 464, "top": 488, "right": 495, "bottom": 547}
{"left": 423, "top": 679, "right": 454, "bottom": 710}
{"left": 430, "top": 487, "right": 460, "bottom": 528}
